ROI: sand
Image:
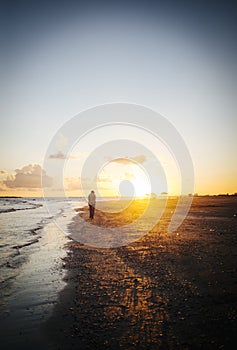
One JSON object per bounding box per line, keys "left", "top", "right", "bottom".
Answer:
{"left": 43, "top": 197, "right": 237, "bottom": 349}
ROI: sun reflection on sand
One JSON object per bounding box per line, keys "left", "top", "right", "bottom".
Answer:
{"left": 69, "top": 199, "right": 169, "bottom": 248}
{"left": 65, "top": 246, "right": 170, "bottom": 348}
{"left": 45, "top": 196, "right": 237, "bottom": 349}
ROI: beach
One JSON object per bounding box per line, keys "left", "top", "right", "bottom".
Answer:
{"left": 43, "top": 196, "right": 237, "bottom": 349}
{"left": 2, "top": 1, "right": 236, "bottom": 349}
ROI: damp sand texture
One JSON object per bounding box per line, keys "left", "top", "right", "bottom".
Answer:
{"left": 44, "top": 196, "right": 237, "bottom": 349}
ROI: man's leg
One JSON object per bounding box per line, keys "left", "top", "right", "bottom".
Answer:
{"left": 89, "top": 205, "right": 93, "bottom": 218}
{"left": 91, "top": 206, "right": 95, "bottom": 218}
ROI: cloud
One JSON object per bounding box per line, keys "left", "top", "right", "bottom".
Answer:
{"left": 124, "top": 172, "right": 135, "bottom": 180}
{"left": 64, "top": 177, "right": 81, "bottom": 191}
{"left": 131, "top": 155, "right": 147, "bottom": 164}
{"left": 3, "top": 164, "right": 53, "bottom": 188}
{"left": 64, "top": 177, "right": 96, "bottom": 191}
{"left": 49, "top": 151, "right": 77, "bottom": 160}
{"left": 110, "top": 158, "right": 131, "bottom": 165}
{"left": 49, "top": 151, "right": 67, "bottom": 159}
{"left": 97, "top": 175, "right": 113, "bottom": 183}
{"left": 0, "top": 170, "right": 7, "bottom": 175}
{"left": 110, "top": 155, "right": 147, "bottom": 165}
{"left": 0, "top": 183, "right": 7, "bottom": 191}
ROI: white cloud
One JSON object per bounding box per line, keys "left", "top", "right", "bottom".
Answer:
{"left": 3, "top": 164, "right": 53, "bottom": 188}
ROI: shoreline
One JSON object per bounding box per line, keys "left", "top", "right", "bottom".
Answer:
{"left": 44, "top": 197, "right": 237, "bottom": 349}
{"left": 0, "top": 218, "right": 69, "bottom": 349}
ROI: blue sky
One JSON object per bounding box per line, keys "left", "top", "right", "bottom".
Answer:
{"left": 1, "top": 0, "right": 237, "bottom": 195}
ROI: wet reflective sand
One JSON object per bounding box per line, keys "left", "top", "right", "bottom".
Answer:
{"left": 44, "top": 197, "right": 237, "bottom": 349}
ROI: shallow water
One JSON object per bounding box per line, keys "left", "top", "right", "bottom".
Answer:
{"left": 0, "top": 198, "right": 84, "bottom": 286}
{"left": 0, "top": 197, "right": 87, "bottom": 349}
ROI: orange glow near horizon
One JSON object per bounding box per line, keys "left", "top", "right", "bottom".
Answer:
{"left": 0, "top": 163, "right": 236, "bottom": 198}
{"left": 1, "top": 182, "right": 237, "bottom": 198}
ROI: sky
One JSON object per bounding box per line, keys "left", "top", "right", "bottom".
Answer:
{"left": 0, "top": 0, "right": 237, "bottom": 197}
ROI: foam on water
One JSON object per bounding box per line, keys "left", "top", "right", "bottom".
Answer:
{"left": 0, "top": 197, "right": 87, "bottom": 348}
{"left": 0, "top": 197, "right": 86, "bottom": 296}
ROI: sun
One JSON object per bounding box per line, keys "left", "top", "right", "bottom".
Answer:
{"left": 133, "top": 176, "right": 151, "bottom": 197}
{"left": 116, "top": 164, "right": 151, "bottom": 198}
{"left": 96, "top": 160, "right": 151, "bottom": 198}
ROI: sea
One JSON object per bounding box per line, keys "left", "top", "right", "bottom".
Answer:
{"left": 0, "top": 197, "right": 87, "bottom": 286}
{"left": 0, "top": 197, "right": 87, "bottom": 348}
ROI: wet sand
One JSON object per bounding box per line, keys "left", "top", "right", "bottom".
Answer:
{"left": 44, "top": 197, "right": 237, "bottom": 349}
{"left": 0, "top": 221, "right": 68, "bottom": 350}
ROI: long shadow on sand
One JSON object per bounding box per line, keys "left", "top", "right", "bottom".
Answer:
{"left": 43, "top": 197, "right": 237, "bottom": 349}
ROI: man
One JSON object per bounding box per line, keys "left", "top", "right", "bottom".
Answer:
{"left": 88, "top": 190, "right": 96, "bottom": 219}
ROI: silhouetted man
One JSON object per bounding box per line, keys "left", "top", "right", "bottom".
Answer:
{"left": 88, "top": 190, "right": 96, "bottom": 219}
